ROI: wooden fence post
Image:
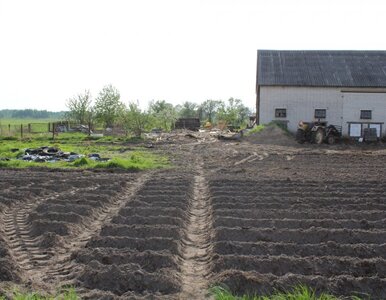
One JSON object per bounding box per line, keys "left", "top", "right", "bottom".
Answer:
{"left": 20, "top": 124, "right": 23, "bottom": 138}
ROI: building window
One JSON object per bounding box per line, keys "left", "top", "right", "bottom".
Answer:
{"left": 314, "top": 109, "right": 326, "bottom": 119}
{"left": 275, "top": 108, "right": 286, "bottom": 118}
{"left": 360, "top": 110, "right": 372, "bottom": 119}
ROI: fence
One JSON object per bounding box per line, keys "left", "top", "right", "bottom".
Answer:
{"left": 0, "top": 121, "right": 129, "bottom": 138}
{"left": 0, "top": 121, "right": 72, "bottom": 138}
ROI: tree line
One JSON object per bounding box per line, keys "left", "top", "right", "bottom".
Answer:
{"left": 65, "top": 84, "right": 253, "bottom": 136}
{"left": 0, "top": 109, "right": 64, "bottom": 119}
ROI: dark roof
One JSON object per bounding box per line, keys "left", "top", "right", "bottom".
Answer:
{"left": 257, "top": 50, "right": 386, "bottom": 87}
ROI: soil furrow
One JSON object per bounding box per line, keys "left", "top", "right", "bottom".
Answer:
{"left": 213, "top": 241, "right": 386, "bottom": 258}
{"left": 0, "top": 172, "right": 149, "bottom": 293}
{"left": 212, "top": 255, "right": 386, "bottom": 277}
{"left": 215, "top": 227, "right": 386, "bottom": 244}
{"left": 0, "top": 191, "right": 64, "bottom": 282}
{"left": 214, "top": 217, "right": 386, "bottom": 230}
{"left": 179, "top": 160, "right": 213, "bottom": 299}
{"left": 215, "top": 209, "right": 386, "bottom": 221}
{"left": 38, "top": 172, "right": 151, "bottom": 291}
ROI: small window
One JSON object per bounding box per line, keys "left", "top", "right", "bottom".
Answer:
{"left": 275, "top": 108, "right": 286, "bottom": 118}
{"left": 314, "top": 109, "right": 326, "bottom": 119}
{"left": 360, "top": 110, "right": 372, "bottom": 119}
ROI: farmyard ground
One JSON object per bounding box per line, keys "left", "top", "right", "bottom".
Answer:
{"left": 1, "top": 130, "right": 386, "bottom": 299}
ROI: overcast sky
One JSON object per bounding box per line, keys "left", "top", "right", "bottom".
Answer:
{"left": 1, "top": 0, "right": 386, "bottom": 112}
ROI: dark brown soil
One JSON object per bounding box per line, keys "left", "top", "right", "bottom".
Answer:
{"left": 1, "top": 135, "right": 386, "bottom": 298}
{"left": 200, "top": 139, "right": 386, "bottom": 299}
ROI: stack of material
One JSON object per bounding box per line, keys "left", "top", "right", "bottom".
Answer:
{"left": 174, "top": 118, "right": 200, "bottom": 131}
{"left": 19, "top": 146, "right": 109, "bottom": 163}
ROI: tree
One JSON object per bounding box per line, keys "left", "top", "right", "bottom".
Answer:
{"left": 149, "top": 100, "right": 178, "bottom": 131}
{"left": 84, "top": 107, "right": 96, "bottom": 134}
{"left": 65, "top": 90, "right": 92, "bottom": 124}
{"left": 198, "top": 99, "right": 223, "bottom": 123}
{"left": 121, "top": 102, "right": 149, "bottom": 137}
{"left": 216, "top": 97, "right": 251, "bottom": 128}
{"left": 94, "top": 85, "right": 125, "bottom": 128}
{"left": 177, "top": 101, "right": 198, "bottom": 118}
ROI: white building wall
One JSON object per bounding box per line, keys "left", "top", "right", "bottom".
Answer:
{"left": 259, "top": 86, "right": 386, "bottom": 136}
{"left": 342, "top": 92, "right": 386, "bottom": 137}
{"left": 259, "top": 86, "right": 343, "bottom": 133}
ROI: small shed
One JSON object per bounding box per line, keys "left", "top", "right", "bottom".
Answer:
{"left": 174, "top": 118, "right": 200, "bottom": 131}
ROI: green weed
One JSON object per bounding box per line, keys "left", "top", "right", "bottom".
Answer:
{"left": 1, "top": 287, "right": 79, "bottom": 300}
{"left": 243, "top": 124, "right": 266, "bottom": 136}
{"left": 210, "top": 285, "right": 366, "bottom": 300}
{"left": 72, "top": 157, "right": 89, "bottom": 167}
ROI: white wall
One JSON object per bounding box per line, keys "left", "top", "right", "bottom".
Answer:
{"left": 259, "top": 86, "right": 386, "bottom": 136}
{"left": 259, "top": 86, "right": 343, "bottom": 133}
{"left": 342, "top": 92, "right": 386, "bottom": 136}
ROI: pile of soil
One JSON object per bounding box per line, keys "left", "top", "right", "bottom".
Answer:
{"left": 243, "top": 124, "right": 297, "bottom": 146}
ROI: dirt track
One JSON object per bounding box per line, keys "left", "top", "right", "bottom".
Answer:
{"left": 1, "top": 133, "right": 386, "bottom": 299}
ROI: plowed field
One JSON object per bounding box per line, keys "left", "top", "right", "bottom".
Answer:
{"left": 1, "top": 137, "right": 386, "bottom": 299}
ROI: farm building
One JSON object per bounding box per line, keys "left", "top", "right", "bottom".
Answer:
{"left": 174, "top": 118, "right": 200, "bottom": 130}
{"left": 256, "top": 50, "right": 386, "bottom": 138}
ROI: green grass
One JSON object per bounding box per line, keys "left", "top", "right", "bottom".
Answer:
{"left": 0, "top": 118, "right": 60, "bottom": 136}
{"left": 243, "top": 124, "right": 266, "bottom": 136}
{"left": 243, "top": 121, "right": 292, "bottom": 137}
{"left": 0, "top": 134, "right": 169, "bottom": 170}
{"left": 0, "top": 118, "right": 60, "bottom": 125}
{"left": 210, "top": 285, "right": 365, "bottom": 300}
{"left": 0, "top": 287, "right": 78, "bottom": 300}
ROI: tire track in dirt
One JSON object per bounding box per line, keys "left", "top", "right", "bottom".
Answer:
{"left": 179, "top": 159, "right": 214, "bottom": 299}
{"left": 41, "top": 172, "right": 152, "bottom": 292}
{"left": 1, "top": 172, "right": 151, "bottom": 293}
{"left": 1, "top": 191, "right": 65, "bottom": 283}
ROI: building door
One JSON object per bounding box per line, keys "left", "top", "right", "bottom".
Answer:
{"left": 369, "top": 124, "right": 381, "bottom": 137}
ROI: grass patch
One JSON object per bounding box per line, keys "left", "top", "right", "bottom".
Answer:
{"left": 243, "top": 124, "right": 265, "bottom": 136}
{"left": 0, "top": 118, "right": 60, "bottom": 125}
{"left": 0, "top": 134, "right": 169, "bottom": 170}
{"left": 0, "top": 287, "right": 78, "bottom": 300}
{"left": 210, "top": 285, "right": 365, "bottom": 300}
{"left": 243, "top": 121, "right": 292, "bottom": 138}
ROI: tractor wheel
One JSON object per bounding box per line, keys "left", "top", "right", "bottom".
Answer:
{"left": 312, "top": 128, "right": 325, "bottom": 144}
{"left": 296, "top": 129, "right": 306, "bottom": 144}
{"left": 327, "top": 135, "right": 336, "bottom": 145}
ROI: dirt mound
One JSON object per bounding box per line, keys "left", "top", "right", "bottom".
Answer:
{"left": 78, "top": 260, "right": 180, "bottom": 296}
{"left": 243, "top": 124, "right": 297, "bottom": 146}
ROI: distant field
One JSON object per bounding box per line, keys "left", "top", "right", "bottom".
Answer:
{"left": 0, "top": 118, "right": 63, "bottom": 136}
{"left": 0, "top": 118, "right": 61, "bottom": 125}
